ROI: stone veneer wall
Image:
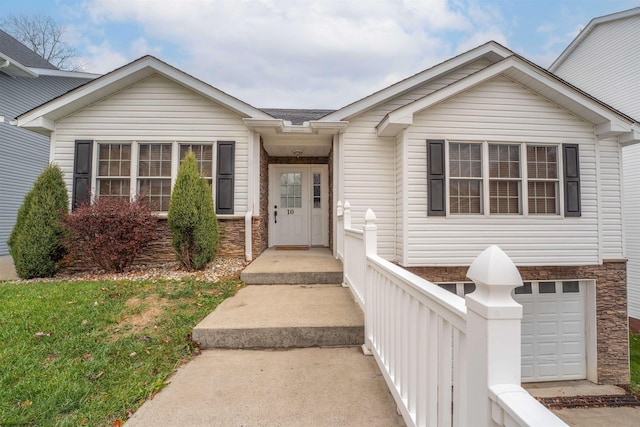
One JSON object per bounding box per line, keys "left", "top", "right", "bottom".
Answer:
{"left": 252, "top": 139, "right": 270, "bottom": 259}
{"left": 406, "top": 262, "right": 629, "bottom": 385}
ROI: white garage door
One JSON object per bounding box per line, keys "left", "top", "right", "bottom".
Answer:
{"left": 514, "top": 281, "right": 586, "bottom": 382}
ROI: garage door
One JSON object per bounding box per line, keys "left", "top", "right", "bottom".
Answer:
{"left": 514, "top": 281, "right": 586, "bottom": 382}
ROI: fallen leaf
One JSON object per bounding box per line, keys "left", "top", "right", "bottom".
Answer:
{"left": 112, "top": 420, "right": 122, "bottom": 427}
{"left": 126, "top": 409, "right": 134, "bottom": 418}
{"left": 83, "top": 353, "right": 92, "bottom": 361}
{"left": 81, "top": 418, "right": 87, "bottom": 425}
{"left": 129, "top": 352, "right": 137, "bottom": 358}
{"left": 161, "top": 338, "right": 169, "bottom": 344}
{"left": 34, "top": 332, "right": 44, "bottom": 338}
{"left": 82, "top": 319, "right": 88, "bottom": 325}
{"left": 144, "top": 349, "right": 150, "bottom": 355}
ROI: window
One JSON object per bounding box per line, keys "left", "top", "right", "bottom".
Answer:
{"left": 180, "top": 144, "right": 213, "bottom": 187}
{"left": 280, "top": 173, "right": 302, "bottom": 208}
{"left": 449, "top": 143, "right": 482, "bottom": 214}
{"left": 430, "top": 140, "right": 566, "bottom": 216}
{"left": 88, "top": 141, "right": 233, "bottom": 214}
{"left": 138, "top": 143, "right": 172, "bottom": 211}
{"left": 313, "top": 173, "right": 321, "bottom": 208}
{"left": 97, "top": 143, "right": 131, "bottom": 200}
{"left": 527, "top": 146, "right": 558, "bottom": 214}
{"left": 489, "top": 144, "right": 521, "bottom": 214}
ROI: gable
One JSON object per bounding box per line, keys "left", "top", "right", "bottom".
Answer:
{"left": 550, "top": 13, "right": 640, "bottom": 120}
{"left": 56, "top": 74, "right": 246, "bottom": 138}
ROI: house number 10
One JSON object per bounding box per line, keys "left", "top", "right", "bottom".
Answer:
{"left": 287, "top": 209, "right": 295, "bottom": 214}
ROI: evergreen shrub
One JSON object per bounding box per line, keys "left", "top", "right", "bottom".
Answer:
{"left": 8, "top": 164, "right": 69, "bottom": 279}
{"left": 168, "top": 151, "right": 219, "bottom": 270}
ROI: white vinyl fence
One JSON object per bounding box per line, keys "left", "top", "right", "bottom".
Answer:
{"left": 336, "top": 201, "right": 567, "bottom": 427}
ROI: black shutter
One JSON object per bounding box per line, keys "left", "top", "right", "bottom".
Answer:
{"left": 427, "top": 139, "right": 446, "bottom": 216}
{"left": 563, "top": 143, "right": 581, "bottom": 217}
{"left": 72, "top": 140, "right": 93, "bottom": 210}
{"left": 216, "top": 141, "right": 235, "bottom": 214}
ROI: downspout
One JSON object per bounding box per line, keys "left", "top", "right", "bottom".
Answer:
{"left": 245, "top": 131, "right": 256, "bottom": 261}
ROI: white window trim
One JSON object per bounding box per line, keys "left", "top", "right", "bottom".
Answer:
{"left": 445, "top": 140, "right": 563, "bottom": 218}
{"left": 92, "top": 140, "right": 219, "bottom": 215}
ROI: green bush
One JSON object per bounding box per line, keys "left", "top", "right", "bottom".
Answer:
{"left": 8, "top": 164, "right": 69, "bottom": 279}
{"left": 168, "top": 151, "right": 219, "bottom": 270}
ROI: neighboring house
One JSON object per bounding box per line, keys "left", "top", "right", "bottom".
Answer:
{"left": 549, "top": 7, "right": 640, "bottom": 333}
{"left": 17, "top": 41, "right": 639, "bottom": 385}
{"left": 0, "top": 29, "right": 97, "bottom": 278}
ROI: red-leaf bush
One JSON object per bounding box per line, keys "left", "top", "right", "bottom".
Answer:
{"left": 64, "top": 196, "right": 158, "bottom": 272}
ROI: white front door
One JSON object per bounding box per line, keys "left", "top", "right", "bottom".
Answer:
{"left": 269, "top": 165, "right": 328, "bottom": 247}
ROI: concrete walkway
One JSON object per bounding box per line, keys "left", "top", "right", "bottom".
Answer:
{"left": 127, "top": 248, "right": 404, "bottom": 426}
{"left": 125, "top": 347, "right": 405, "bottom": 426}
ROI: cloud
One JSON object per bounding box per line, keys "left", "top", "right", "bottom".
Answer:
{"left": 80, "top": 40, "right": 128, "bottom": 73}
{"left": 77, "top": 0, "right": 511, "bottom": 107}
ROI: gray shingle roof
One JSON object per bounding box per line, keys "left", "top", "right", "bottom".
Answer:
{"left": 261, "top": 108, "right": 336, "bottom": 125}
{"left": 0, "top": 29, "right": 57, "bottom": 70}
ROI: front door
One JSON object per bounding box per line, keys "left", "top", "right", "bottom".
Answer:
{"left": 269, "top": 165, "right": 328, "bottom": 247}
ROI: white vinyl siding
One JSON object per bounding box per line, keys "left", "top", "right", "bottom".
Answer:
{"left": 341, "top": 59, "right": 493, "bottom": 261}
{"left": 553, "top": 14, "right": 640, "bottom": 121}
{"left": 624, "top": 144, "right": 640, "bottom": 319}
{"left": 52, "top": 74, "right": 251, "bottom": 214}
{"left": 405, "top": 76, "right": 608, "bottom": 266}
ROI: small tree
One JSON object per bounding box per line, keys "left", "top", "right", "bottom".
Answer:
{"left": 8, "top": 164, "right": 69, "bottom": 279}
{"left": 64, "top": 197, "right": 158, "bottom": 273}
{"left": 168, "top": 151, "right": 219, "bottom": 270}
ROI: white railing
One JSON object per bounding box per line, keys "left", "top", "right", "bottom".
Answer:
{"left": 337, "top": 201, "right": 567, "bottom": 427}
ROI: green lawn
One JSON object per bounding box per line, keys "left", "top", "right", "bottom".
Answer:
{"left": 631, "top": 334, "right": 640, "bottom": 394}
{"left": 0, "top": 278, "right": 242, "bottom": 426}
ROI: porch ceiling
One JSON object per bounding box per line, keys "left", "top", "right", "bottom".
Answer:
{"left": 262, "top": 133, "right": 333, "bottom": 157}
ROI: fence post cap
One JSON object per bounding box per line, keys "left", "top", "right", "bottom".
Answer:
{"left": 467, "top": 245, "right": 522, "bottom": 288}
{"left": 365, "top": 208, "right": 376, "bottom": 222}
{"left": 466, "top": 246, "right": 523, "bottom": 318}
{"left": 344, "top": 201, "right": 351, "bottom": 209}
{"left": 337, "top": 200, "right": 343, "bottom": 208}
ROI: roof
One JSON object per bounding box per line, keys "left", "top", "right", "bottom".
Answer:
{"left": 0, "top": 29, "right": 57, "bottom": 70}
{"left": 261, "top": 108, "right": 335, "bottom": 125}
{"left": 549, "top": 7, "right": 640, "bottom": 71}
{"left": 17, "top": 55, "right": 274, "bottom": 135}
{"left": 320, "top": 41, "right": 513, "bottom": 122}
{"left": 0, "top": 73, "right": 94, "bottom": 119}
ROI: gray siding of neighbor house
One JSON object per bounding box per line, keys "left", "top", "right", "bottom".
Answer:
{"left": 0, "top": 73, "right": 92, "bottom": 255}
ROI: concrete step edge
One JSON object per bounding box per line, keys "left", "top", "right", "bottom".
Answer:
{"left": 193, "top": 325, "right": 364, "bottom": 349}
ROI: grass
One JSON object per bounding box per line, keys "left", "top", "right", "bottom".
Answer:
{"left": 0, "top": 278, "right": 242, "bottom": 426}
{"left": 631, "top": 334, "right": 640, "bottom": 394}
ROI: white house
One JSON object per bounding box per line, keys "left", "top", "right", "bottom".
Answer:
{"left": 17, "top": 41, "right": 639, "bottom": 385}
{"left": 550, "top": 7, "right": 640, "bottom": 334}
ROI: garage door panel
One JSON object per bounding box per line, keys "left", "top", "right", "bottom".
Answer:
{"left": 538, "top": 321, "right": 558, "bottom": 335}
{"left": 514, "top": 280, "right": 586, "bottom": 383}
{"left": 538, "top": 342, "right": 559, "bottom": 356}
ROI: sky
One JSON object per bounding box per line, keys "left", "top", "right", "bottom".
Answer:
{"left": 2, "top": 0, "right": 639, "bottom": 109}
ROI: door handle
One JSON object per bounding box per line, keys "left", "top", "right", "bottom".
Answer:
{"left": 274, "top": 205, "right": 278, "bottom": 224}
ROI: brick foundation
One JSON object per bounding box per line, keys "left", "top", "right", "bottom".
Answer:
{"left": 406, "top": 262, "right": 630, "bottom": 385}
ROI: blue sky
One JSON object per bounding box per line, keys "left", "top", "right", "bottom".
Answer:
{"left": 2, "top": 0, "right": 638, "bottom": 108}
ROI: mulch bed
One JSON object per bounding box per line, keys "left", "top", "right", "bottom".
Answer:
{"left": 537, "top": 393, "right": 640, "bottom": 409}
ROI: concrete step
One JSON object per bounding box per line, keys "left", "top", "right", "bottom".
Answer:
{"left": 193, "top": 285, "right": 364, "bottom": 349}
{"left": 240, "top": 248, "right": 343, "bottom": 285}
